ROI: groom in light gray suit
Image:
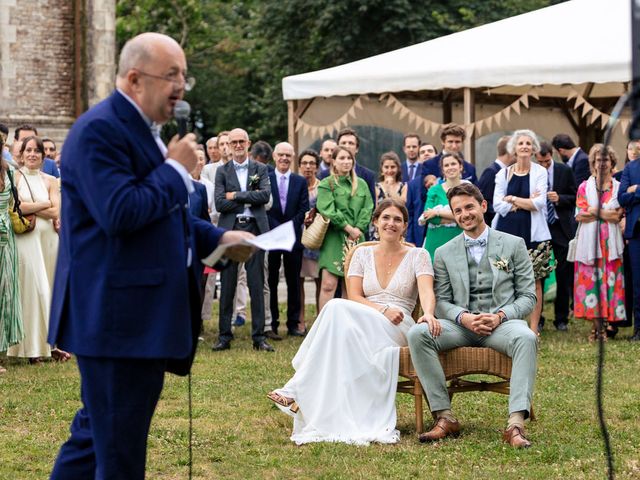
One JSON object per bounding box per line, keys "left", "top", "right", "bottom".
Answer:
{"left": 212, "top": 128, "right": 274, "bottom": 352}
{"left": 408, "top": 183, "right": 538, "bottom": 448}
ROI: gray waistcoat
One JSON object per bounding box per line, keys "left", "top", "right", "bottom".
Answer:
{"left": 467, "top": 249, "right": 494, "bottom": 313}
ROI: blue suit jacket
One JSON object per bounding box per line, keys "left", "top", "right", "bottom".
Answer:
{"left": 189, "top": 181, "right": 210, "bottom": 222}
{"left": 268, "top": 171, "right": 309, "bottom": 249}
{"left": 318, "top": 162, "right": 376, "bottom": 202}
{"left": 48, "top": 91, "right": 224, "bottom": 370}
{"left": 421, "top": 153, "right": 478, "bottom": 184}
{"left": 406, "top": 175, "right": 427, "bottom": 246}
{"left": 42, "top": 158, "right": 60, "bottom": 178}
{"left": 568, "top": 148, "right": 590, "bottom": 186}
{"left": 401, "top": 160, "right": 420, "bottom": 183}
{"left": 619, "top": 160, "right": 640, "bottom": 239}
{"left": 477, "top": 161, "right": 502, "bottom": 224}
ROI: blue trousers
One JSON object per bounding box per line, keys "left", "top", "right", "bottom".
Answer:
{"left": 628, "top": 237, "right": 640, "bottom": 331}
{"left": 50, "top": 356, "right": 166, "bottom": 480}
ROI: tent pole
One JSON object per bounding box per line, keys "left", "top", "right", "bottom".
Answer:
{"left": 463, "top": 88, "right": 476, "bottom": 164}
{"left": 287, "top": 100, "right": 299, "bottom": 172}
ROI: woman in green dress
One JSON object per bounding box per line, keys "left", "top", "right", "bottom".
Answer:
{"left": 0, "top": 149, "right": 23, "bottom": 374}
{"left": 316, "top": 146, "right": 374, "bottom": 311}
{"left": 419, "top": 152, "right": 465, "bottom": 260}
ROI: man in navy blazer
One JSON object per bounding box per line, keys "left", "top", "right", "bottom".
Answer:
{"left": 419, "top": 123, "right": 477, "bottom": 184}
{"left": 267, "top": 142, "right": 309, "bottom": 336}
{"left": 48, "top": 33, "right": 254, "bottom": 479}
{"left": 552, "top": 133, "right": 590, "bottom": 186}
{"left": 401, "top": 133, "right": 422, "bottom": 182}
{"left": 619, "top": 157, "right": 640, "bottom": 341}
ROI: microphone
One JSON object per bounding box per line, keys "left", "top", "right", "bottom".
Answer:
{"left": 174, "top": 100, "right": 191, "bottom": 139}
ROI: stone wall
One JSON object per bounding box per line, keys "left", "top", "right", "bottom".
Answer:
{"left": 0, "top": 0, "right": 115, "bottom": 145}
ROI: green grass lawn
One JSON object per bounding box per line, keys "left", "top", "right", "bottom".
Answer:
{"left": 1, "top": 304, "right": 639, "bottom": 479}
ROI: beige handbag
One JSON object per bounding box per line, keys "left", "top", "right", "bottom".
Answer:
{"left": 301, "top": 209, "right": 330, "bottom": 250}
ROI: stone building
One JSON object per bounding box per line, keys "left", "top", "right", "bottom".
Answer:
{"left": 0, "top": 0, "right": 116, "bottom": 144}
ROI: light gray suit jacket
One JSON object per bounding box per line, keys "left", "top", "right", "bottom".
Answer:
{"left": 214, "top": 159, "right": 271, "bottom": 234}
{"left": 433, "top": 228, "right": 536, "bottom": 322}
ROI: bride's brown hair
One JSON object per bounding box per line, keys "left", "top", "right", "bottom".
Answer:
{"left": 372, "top": 198, "right": 408, "bottom": 224}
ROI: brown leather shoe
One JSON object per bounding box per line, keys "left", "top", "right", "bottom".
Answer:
{"left": 502, "top": 425, "right": 532, "bottom": 448}
{"left": 418, "top": 417, "right": 461, "bottom": 442}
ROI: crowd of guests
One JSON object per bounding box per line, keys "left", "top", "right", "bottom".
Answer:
{"left": 2, "top": 120, "right": 640, "bottom": 374}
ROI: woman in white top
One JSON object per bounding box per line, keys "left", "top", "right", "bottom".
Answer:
{"left": 492, "top": 130, "right": 551, "bottom": 334}
{"left": 267, "top": 198, "right": 440, "bottom": 445}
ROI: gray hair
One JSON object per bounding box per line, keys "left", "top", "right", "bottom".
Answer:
{"left": 507, "top": 129, "right": 540, "bottom": 155}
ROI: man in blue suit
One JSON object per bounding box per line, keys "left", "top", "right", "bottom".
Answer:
{"left": 419, "top": 123, "right": 477, "bottom": 184}
{"left": 406, "top": 123, "right": 477, "bottom": 246}
{"left": 552, "top": 133, "right": 590, "bottom": 186}
{"left": 619, "top": 156, "right": 640, "bottom": 341}
{"left": 401, "top": 133, "right": 422, "bottom": 182}
{"left": 48, "top": 33, "right": 255, "bottom": 479}
{"left": 267, "top": 142, "right": 309, "bottom": 336}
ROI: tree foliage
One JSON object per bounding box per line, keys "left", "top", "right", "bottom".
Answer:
{"left": 116, "top": 0, "right": 565, "bottom": 145}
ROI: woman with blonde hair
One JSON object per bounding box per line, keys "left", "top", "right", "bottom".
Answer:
{"left": 315, "top": 146, "right": 374, "bottom": 311}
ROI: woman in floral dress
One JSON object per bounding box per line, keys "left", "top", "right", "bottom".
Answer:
{"left": 573, "top": 144, "right": 626, "bottom": 340}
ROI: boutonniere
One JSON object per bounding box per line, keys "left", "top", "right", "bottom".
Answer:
{"left": 493, "top": 256, "right": 511, "bottom": 273}
{"left": 248, "top": 174, "right": 260, "bottom": 190}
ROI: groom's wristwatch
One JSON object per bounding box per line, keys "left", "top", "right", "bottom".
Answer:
{"left": 497, "top": 311, "right": 507, "bottom": 324}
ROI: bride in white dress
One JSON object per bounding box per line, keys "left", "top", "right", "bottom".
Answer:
{"left": 268, "top": 198, "right": 441, "bottom": 445}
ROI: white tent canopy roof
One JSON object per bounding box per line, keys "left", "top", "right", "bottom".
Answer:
{"left": 282, "top": 0, "right": 631, "bottom": 100}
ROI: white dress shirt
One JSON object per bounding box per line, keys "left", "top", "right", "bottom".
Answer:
{"left": 463, "top": 225, "right": 490, "bottom": 265}
{"left": 233, "top": 159, "right": 253, "bottom": 217}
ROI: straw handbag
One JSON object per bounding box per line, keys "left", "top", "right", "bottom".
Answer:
{"left": 301, "top": 209, "right": 329, "bottom": 250}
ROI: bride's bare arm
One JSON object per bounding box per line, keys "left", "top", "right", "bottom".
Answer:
{"left": 416, "top": 274, "right": 442, "bottom": 336}
{"left": 346, "top": 276, "right": 404, "bottom": 325}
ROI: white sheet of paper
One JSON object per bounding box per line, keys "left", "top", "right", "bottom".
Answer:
{"left": 202, "top": 221, "right": 296, "bottom": 267}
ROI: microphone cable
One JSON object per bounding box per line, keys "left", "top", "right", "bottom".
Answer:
{"left": 595, "top": 91, "right": 629, "bottom": 480}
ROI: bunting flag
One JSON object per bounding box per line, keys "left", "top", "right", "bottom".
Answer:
{"left": 566, "top": 88, "right": 628, "bottom": 133}
{"left": 294, "top": 95, "right": 370, "bottom": 138}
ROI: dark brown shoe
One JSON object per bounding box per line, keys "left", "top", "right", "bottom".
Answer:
{"left": 418, "top": 417, "right": 460, "bottom": 442}
{"left": 502, "top": 425, "right": 532, "bottom": 448}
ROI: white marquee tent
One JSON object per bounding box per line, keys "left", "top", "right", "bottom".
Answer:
{"left": 282, "top": 0, "right": 632, "bottom": 165}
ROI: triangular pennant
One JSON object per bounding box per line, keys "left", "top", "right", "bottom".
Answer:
{"left": 295, "top": 120, "right": 303, "bottom": 132}
{"left": 339, "top": 115, "right": 348, "bottom": 128}
{"left": 581, "top": 103, "right": 593, "bottom": 118}
{"left": 399, "top": 106, "right": 409, "bottom": 121}
{"left": 465, "top": 124, "right": 475, "bottom": 139}
{"left": 621, "top": 119, "right": 630, "bottom": 134}
{"left": 353, "top": 97, "right": 363, "bottom": 110}
{"left": 529, "top": 89, "right": 539, "bottom": 101}
{"left": 520, "top": 95, "right": 529, "bottom": 109}
{"left": 332, "top": 119, "right": 341, "bottom": 132}
{"left": 430, "top": 121, "right": 439, "bottom": 137}
{"left": 408, "top": 112, "right": 416, "bottom": 124}
{"left": 379, "top": 93, "right": 388, "bottom": 102}
{"left": 347, "top": 106, "right": 357, "bottom": 119}
{"left": 494, "top": 111, "right": 502, "bottom": 128}
{"left": 392, "top": 102, "right": 402, "bottom": 115}
{"left": 386, "top": 95, "right": 395, "bottom": 107}
{"left": 475, "top": 119, "right": 484, "bottom": 136}
{"left": 415, "top": 117, "right": 424, "bottom": 130}
{"left": 503, "top": 107, "right": 511, "bottom": 122}
{"left": 422, "top": 120, "right": 431, "bottom": 135}
{"left": 512, "top": 101, "right": 521, "bottom": 115}
{"left": 600, "top": 114, "right": 610, "bottom": 129}
{"left": 302, "top": 123, "right": 310, "bottom": 137}
{"left": 574, "top": 96, "right": 586, "bottom": 109}
{"left": 566, "top": 89, "right": 578, "bottom": 101}
{"left": 590, "top": 110, "right": 602, "bottom": 126}
{"left": 485, "top": 116, "right": 493, "bottom": 132}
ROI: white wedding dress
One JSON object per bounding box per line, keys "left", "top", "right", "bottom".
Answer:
{"left": 274, "top": 246, "right": 433, "bottom": 445}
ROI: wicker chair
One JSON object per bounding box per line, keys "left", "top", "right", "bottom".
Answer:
{"left": 344, "top": 241, "right": 533, "bottom": 434}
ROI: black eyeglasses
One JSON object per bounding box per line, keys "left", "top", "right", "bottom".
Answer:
{"left": 135, "top": 69, "right": 196, "bottom": 92}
